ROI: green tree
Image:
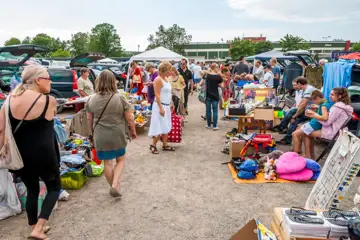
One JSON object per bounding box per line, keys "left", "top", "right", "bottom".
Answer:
{"left": 88, "top": 23, "right": 123, "bottom": 56}
{"left": 229, "top": 38, "right": 255, "bottom": 60}
{"left": 31, "top": 33, "right": 55, "bottom": 49}
{"left": 352, "top": 42, "right": 360, "bottom": 51}
{"left": 279, "top": 34, "right": 310, "bottom": 52}
{"left": 146, "top": 24, "right": 192, "bottom": 54}
{"left": 22, "top": 36, "right": 32, "bottom": 44}
{"left": 254, "top": 40, "right": 274, "bottom": 54}
{"left": 4, "top": 37, "right": 21, "bottom": 46}
{"left": 70, "top": 32, "right": 89, "bottom": 56}
{"left": 50, "top": 49, "right": 71, "bottom": 58}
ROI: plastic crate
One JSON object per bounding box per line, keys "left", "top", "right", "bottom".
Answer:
{"left": 60, "top": 167, "right": 88, "bottom": 189}
{"left": 89, "top": 161, "right": 104, "bottom": 177}
{"left": 19, "top": 196, "right": 44, "bottom": 214}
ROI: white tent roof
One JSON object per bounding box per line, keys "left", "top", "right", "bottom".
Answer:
{"left": 130, "top": 47, "right": 185, "bottom": 61}
{"left": 97, "top": 58, "right": 118, "bottom": 63}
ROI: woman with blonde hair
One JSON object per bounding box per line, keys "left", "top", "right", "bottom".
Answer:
{"left": 0, "top": 65, "right": 60, "bottom": 240}
{"left": 169, "top": 66, "right": 186, "bottom": 115}
{"left": 149, "top": 61, "right": 175, "bottom": 154}
{"left": 87, "top": 70, "right": 136, "bottom": 198}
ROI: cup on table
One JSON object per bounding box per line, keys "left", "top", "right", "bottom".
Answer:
{"left": 278, "top": 111, "right": 284, "bottom": 118}
{"left": 274, "top": 111, "right": 279, "bottom": 118}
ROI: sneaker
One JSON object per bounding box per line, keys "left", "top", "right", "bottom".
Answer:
{"left": 276, "top": 138, "right": 292, "bottom": 145}
{"left": 213, "top": 127, "right": 220, "bottom": 131}
{"left": 279, "top": 129, "right": 288, "bottom": 134}
{"left": 206, "top": 125, "right": 211, "bottom": 129}
{"left": 270, "top": 126, "right": 281, "bottom": 132}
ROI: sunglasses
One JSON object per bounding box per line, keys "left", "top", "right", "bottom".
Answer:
{"left": 38, "top": 77, "right": 51, "bottom": 81}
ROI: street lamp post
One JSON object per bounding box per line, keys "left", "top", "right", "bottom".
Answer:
{"left": 137, "top": 44, "right": 140, "bottom": 53}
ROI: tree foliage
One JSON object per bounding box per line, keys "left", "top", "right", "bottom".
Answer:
{"left": 22, "top": 37, "right": 32, "bottom": 44}
{"left": 229, "top": 38, "right": 255, "bottom": 60}
{"left": 352, "top": 42, "right": 360, "bottom": 51}
{"left": 50, "top": 49, "right": 71, "bottom": 58}
{"left": 88, "top": 23, "right": 123, "bottom": 57}
{"left": 4, "top": 37, "right": 21, "bottom": 46}
{"left": 279, "top": 34, "right": 310, "bottom": 52}
{"left": 146, "top": 24, "right": 192, "bottom": 54}
{"left": 254, "top": 40, "right": 274, "bottom": 54}
{"left": 70, "top": 32, "right": 89, "bottom": 56}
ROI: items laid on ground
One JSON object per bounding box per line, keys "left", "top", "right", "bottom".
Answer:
{"left": 226, "top": 132, "right": 320, "bottom": 182}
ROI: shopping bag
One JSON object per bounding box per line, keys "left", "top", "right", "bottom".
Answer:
{"left": 132, "top": 74, "right": 141, "bottom": 84}
{"left": 168, "top": 112, "right": 182, "bottom": 143}
{"left": 0, "top": 99, "right": 24, "bottom": 170}
{"left": 198, "top": 78, "right": 207, "bottom": 104}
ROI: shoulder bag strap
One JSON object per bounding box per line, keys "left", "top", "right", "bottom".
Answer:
{"left": 13, "top": 94, "right": 43, "bottom": 134}
{"left": 93, "top": 93, "right": 115, "bottom": 131}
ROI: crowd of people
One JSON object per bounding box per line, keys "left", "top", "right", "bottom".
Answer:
{"left": 0, "top": 54, "right": 353, "bottom": 239}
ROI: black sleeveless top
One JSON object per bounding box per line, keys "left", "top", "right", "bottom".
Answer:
{"left": 9, "top": 95, "right": 60, "bottom": 181}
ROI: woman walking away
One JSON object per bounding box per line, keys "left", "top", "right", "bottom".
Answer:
{"left": 87, "top": 70, "right": 136, "bottom": 198}
{"left": 199, "top": 63, "right": 224, "bottom": 130}
{"left": 0, "top": 65, "right": 60, "bottom": 240}
{"left": 149, "top": 61, "right": 175, "bottom": 154}
{"left": 303, "top": 87, "right": 353, "bottom": 159}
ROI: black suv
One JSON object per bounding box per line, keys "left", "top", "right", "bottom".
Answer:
{"left": 48, "top": 52, "right": 105, "bottom": 99}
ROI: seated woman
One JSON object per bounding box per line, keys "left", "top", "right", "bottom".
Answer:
{"left": 292, "top": 90, "right": 332, "bottom": 156}
{"left": 303, "top": 87, "right": 353, "bottom": 159}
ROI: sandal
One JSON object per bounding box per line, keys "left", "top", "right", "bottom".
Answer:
{"left": 27, "top": 237, "right": 49, "bottom": 240}
{"left": 285, "top": 207, "right": 317, "bottom": 216}
{"left": 149, "top": 145, "right": 159, "bottom": 154}
{"left": 323, "top": 209, "right": 359, "bottom": 218}
{"left": 287, "top": 215, "right": 324, "bottom": 225}
{"left": 162, "top": 145, "right": 175, "bottom": 151}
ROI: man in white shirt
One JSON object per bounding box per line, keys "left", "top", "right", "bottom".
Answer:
{"left": 253, "top": 60, "right": 264, "bottom": 81}
{"left": 271, "top": 79, "right": 303, "bottom": 134}
{"left": 262, "top": 64, "right": 274, "bottom": 88}
{"left": 192, "top": 62, "right": 202, "bottom": 86}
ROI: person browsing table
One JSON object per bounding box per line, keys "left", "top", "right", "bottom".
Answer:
{"left": 77, "top": 67, "right": 94, "bottom": 97}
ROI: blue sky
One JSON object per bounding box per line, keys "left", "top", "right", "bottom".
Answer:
{"left": 1, "top": 0, "right": 359, "bottom": 51}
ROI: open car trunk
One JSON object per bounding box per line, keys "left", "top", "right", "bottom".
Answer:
{"left": 284, "top": 50, "right": 316, "bottom": 66}
{"left": 70, "top": 52, "right": 106, "bottom": 68}
{"left": 0, "top": 44, "right": 48, "bottom": 67}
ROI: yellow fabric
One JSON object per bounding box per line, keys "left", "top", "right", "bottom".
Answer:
{"left": 228, "top": 164, "right": 315, "bottom": 184}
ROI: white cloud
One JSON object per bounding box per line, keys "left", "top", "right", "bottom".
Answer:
{"left": 227, "top": 0, "right": 360, "bottom": 23}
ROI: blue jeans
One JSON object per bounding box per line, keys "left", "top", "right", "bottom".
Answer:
{"left": 278, "top": 108, "right": 297, "bottom": 130}
{"left": 206, "top": 98, "right": 219, "bottom": 128}
{"left": 283, "top": 114, "right": 308, "bottom": 143}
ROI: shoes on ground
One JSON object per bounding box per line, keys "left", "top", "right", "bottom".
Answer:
{"left": 276, "top": 138, "right": 292, "bottom": 145}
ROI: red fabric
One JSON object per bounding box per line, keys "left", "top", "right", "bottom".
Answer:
{"left": 339, "top": 52, "right": 360, "bottom": 60}
{"left": 132, "top": 67, "right": 144, "bottom": 95}
{"left": 168, "top": 112, "right": 183, "bottom": 143}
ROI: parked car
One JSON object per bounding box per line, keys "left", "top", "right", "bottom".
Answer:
{"left": 88, "top": 63, "right": 127, "bottom": 88}
{"left": 48, "top": 52, "right": 105, "bottom": 99}
{"left": 285, "top": 50, "right": 360, "bottom": 137}
{"left": 0, "top": 44, "right": 49, "bottom": 89}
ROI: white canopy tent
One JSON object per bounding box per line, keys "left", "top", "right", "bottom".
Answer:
{"left": 97, "top": 58, "right": 118, "bottom": 64}
{"left": 125, "top": 47, "right": 187, "bottom": 90}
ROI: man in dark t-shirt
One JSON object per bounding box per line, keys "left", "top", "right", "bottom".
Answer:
{"left": 178, "top": 58, "right": 193, "bottom": 114}
{"left": 233, "top": 56, "right": 250, "bottom": 79}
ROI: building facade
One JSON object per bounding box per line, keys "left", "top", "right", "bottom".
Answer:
{"left": 182, "top": 40, "right": 355, "bottom": 60}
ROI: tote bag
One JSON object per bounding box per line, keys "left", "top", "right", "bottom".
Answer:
{"left": 198, "top": 76, "right": 207, "bottom": 104}
{"left": 0, "top": 98, "right": 24, "bottom": 170}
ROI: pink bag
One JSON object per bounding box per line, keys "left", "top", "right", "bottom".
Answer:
{"left": 168, "top": 112, "right": 182, "bottom": 143}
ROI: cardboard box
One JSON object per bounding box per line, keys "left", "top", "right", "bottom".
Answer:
{"left": 229, "top": 139, "right": 246, "bottom": 160}
{"left": 254, "top": 108, "right": 274, "bottom": 121}
{"left": 231, "top": 219, "right": 277, "bottom": 240}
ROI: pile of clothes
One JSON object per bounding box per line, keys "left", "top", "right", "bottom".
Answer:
{"left": 60, "top": 154, "right": 87, "bottom": 176}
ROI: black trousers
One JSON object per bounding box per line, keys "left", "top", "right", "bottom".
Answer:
{"left": 172, "top": 95, "right": 180, "bottom": 114}
{"left": 20, "top": 173, "right": 61, "bottom": 225}
{"left": 184, "top": 89, "right": 189, "bottom": 109}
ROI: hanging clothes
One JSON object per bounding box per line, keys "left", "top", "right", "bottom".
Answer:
{"left": 304, "top": 65, "right": 324, "bottom": 90}
{"left": 282, "top": 62, "right": 303, "bottom": 90}
{"left": 322, "top": 59, "right": 356, "bottom": 101}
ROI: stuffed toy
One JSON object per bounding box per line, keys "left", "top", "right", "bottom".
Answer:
{"left": 258, "top": 150, "right": 284, "bottom": 168}
{"left": 264, "top": 157, "right": 277, "bottom": 181}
